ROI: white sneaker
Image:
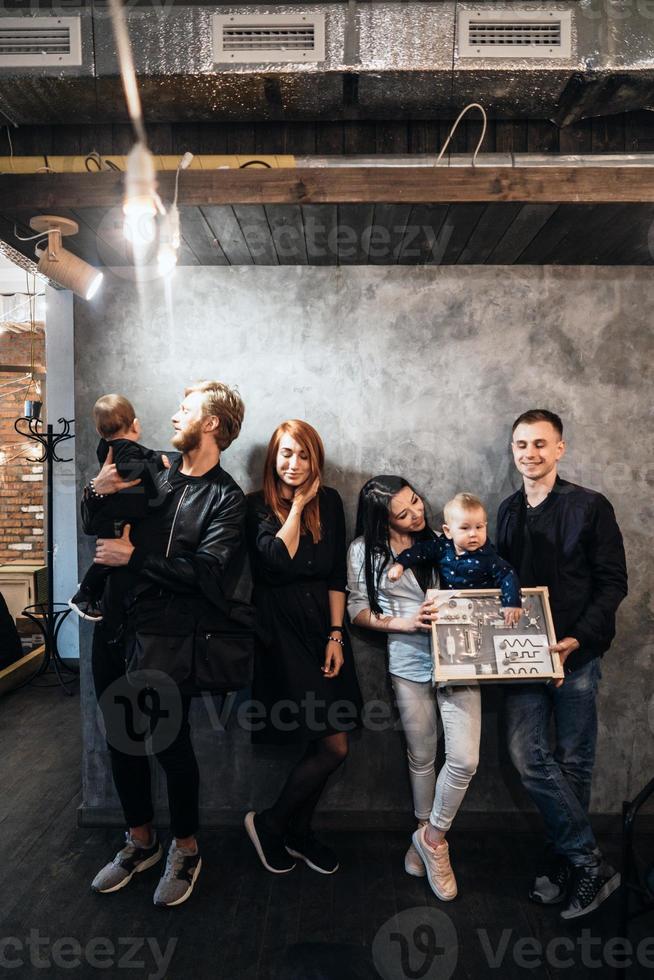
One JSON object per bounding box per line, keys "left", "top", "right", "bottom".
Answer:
{"left": 411, "top": 826, "right": 458, "bottom": 901}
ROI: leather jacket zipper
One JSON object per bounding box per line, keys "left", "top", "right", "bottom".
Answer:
{"left": 166, "top": 485, "right": 189, "bottom": 557}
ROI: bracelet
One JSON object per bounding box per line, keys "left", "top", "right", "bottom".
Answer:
{"left": 329, "top": 625, "right": 344, "bottom": 633}
{"left": 327, "top": 634, "right": 344, "bottom": 646}
{"left": 87, "top": 480, "right": 106, "bottom": 499}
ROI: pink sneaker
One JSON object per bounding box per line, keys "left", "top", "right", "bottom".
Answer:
{"left": 411, "top": 826, "right": 458, "bottom": 901}
{"left": 404, "top": 840, "right": 427, "bottom": 877}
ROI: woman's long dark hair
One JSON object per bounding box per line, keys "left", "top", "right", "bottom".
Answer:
{"left": 354, "top": 475, "right": 435, "bottom": 615}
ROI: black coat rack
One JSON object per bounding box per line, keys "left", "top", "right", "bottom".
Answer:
{"left": 13, "top": 415, "right": 78, "bottom": 694}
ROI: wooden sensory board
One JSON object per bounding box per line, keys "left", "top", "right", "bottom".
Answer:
{"left": 428, "top": 587, "right": 563, "bottom": 685}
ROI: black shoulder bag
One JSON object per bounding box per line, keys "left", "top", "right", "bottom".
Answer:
{"left": 125, "top": 592, "right": 255, "bottom": 693}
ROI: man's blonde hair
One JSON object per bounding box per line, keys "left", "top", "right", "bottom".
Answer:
{"left": 93, "top": 394, "right": 136, "bottom": 439}
{"left": 443, "top": 492, "right": 487, "bottom": 526}
{"left": 184, "top": 380, "right": 244, "bottom": 451}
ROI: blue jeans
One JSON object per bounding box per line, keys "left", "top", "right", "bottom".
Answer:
{"left": 504, "top": 658, "right": 602, "bottom": 868}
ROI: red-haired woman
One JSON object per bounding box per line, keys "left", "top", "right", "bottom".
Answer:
{"left": 244, "top": 420, "right": 362, "bottom": 876}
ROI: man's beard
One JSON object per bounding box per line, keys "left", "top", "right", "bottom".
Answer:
{"left": 171, "top": 418, "right": 204, "bottom": 453}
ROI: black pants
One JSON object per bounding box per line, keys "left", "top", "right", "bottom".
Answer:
{"left": 81, "top": 566, "right": 141, "bottom": 635}
{"left": 82, "top": 516, "right": 163, "bottom": 630}
{"left": 92, "top": 623, "right": 200, "bottom": 838}
{"left": 79, "top": 517, "right": 127, "bottom": 604}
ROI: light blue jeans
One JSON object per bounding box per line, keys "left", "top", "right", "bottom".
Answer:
{"left": 391, "top": 675, "right": 482, "bottom": 831}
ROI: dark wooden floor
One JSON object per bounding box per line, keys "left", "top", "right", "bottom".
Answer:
{"left": 1, "top": 681, "right": 652, "bottom": 980}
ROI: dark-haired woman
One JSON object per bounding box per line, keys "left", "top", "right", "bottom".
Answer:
{"left": 347, "top": 476, "right": 481, "bottom": 901}
{"left": 244, "top": 420, "right": 362, "bottom": 877}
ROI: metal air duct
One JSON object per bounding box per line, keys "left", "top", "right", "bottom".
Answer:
{"left": 0, "top": 2, "right": 651, "bottom": 125}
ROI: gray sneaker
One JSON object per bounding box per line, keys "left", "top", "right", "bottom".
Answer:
{"left": 153, "top": 840, "right": 202, "bottom": 908}
{"left": 91, "top": 832, "right": 163, "bottom": 894}
{"left": 530, "top": 855, "right": 571, "bottom": 905}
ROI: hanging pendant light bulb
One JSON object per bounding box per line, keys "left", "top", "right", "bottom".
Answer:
{"left": 24, "top": 378, "right": 42, "bottom": 421}
{"left": 123, "top": 142, "right": 158, "bottom": 247}
{"left": 155, "top": 152, "right": 192, "bottom": 278}
{"left": 169, "top": 204, "right": 181, "bottom": 251}
{"left": 157, "top": 209, "right": 178, "bottom": 278}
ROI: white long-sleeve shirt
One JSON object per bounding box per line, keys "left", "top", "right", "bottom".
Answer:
{"left": 346, "top": 535, "right": 436, "bottom": 683}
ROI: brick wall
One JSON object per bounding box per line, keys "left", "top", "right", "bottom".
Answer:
{"left": 0, "top": 327, "right": 45, "bottom": 563}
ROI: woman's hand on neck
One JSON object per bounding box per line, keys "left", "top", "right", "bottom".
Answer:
{"left": 274, "top": 475, "right": 319, "bottom": 558}
{"left": 284, "top": 475, "right": 321, "bottom": 512}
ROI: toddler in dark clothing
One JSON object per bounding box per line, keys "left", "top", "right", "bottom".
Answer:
{"left": 68, "top": 393, "right": 167, "bottom": 623}
{"left": 388, "top": 492, "right": 522, "bottom": 626}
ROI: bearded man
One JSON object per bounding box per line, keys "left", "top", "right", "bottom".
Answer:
{"left": 80, "top": 381, "right": 252, "bottom": 908}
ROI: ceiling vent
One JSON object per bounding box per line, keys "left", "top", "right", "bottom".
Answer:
{"left": 213, "top": 13, "right": 325, "bottom": 63}
{"left": 0, "top": 17, "right": 82, "bottom": 67}
{"left": 458, "top": 9, "right": 572, "bottom": 59}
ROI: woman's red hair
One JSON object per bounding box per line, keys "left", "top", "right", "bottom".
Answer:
{"left": 262, "top": 420, "right": 324, "bottom": 544}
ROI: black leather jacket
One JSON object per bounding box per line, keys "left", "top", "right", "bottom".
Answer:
{"left": 497, "top": 476, "right": 628, "bottom": 672}
{"left": 81, "top": 455, "right": 252, "bottom": 618}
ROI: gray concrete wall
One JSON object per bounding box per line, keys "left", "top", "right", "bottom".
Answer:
{"left": 75, "top": 266, "right": 652, "bottom": 824}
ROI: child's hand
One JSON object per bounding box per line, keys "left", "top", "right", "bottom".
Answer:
{"left": 388, "top": 563, "right": 405, "bottom": 582}
{"left": 503, "top": 607, "right": 522, "bottom": 626}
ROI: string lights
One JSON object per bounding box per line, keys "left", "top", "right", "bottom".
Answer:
{"left": 0, "top": 271, "right": 44, "bottom": 465}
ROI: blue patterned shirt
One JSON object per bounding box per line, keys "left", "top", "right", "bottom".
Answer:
{"left": 396, "top": 537, "right": 521, "bottom": 608}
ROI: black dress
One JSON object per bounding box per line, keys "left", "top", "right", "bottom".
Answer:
{"left": 246, "top": 486, "right": 363, "bottom": 745}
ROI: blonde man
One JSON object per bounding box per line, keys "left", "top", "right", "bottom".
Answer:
{"left": 81, "top": 381, "right": 252, "bottom": 908}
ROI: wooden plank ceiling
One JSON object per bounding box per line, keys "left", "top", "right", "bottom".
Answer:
{"left": 1, "top": 167, "right": 653, "bottom": 266}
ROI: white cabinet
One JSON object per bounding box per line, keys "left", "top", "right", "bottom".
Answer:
{"left": 0, "top": 562, "right": 46, "bottom": 622}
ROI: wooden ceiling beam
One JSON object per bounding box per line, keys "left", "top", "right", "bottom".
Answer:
{"left": 0, "top": 166, "right": 653, "bottom": 210}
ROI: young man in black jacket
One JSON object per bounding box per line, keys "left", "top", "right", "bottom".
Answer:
{"left": 497, "top": 409, "right": 627, "bottom": 920}
{"left": 81, "top": 380, "right": 251, "bottom": 908}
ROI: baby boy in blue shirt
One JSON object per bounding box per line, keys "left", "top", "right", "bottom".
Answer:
{"left": 388, "top": 492, "right": 522, "bottom": 626}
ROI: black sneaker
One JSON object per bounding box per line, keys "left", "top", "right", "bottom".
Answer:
{"left": 68, "top": 590, "right": 103, "bottom": 622}
{"left": 244, "top": 811, "right": 296, "bottom": 874}
{"left": 285, "top": 832, "right": 339, "bottom": 875}
{"left": 530, "top": 854, "right": 571, "bottom": 905}
{"left": 560, "top": 864, "right": 621, "bottom": 920}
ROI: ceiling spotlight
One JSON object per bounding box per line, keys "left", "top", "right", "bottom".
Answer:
{"left": 123, "top": 142, "right": 159, "bottom": 246}
{"left": 29, "top": 216, "right": 104, "bottom": 301}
